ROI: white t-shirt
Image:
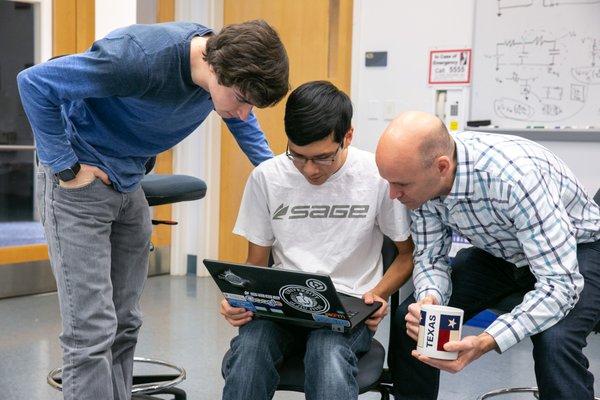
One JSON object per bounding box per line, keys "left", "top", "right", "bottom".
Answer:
{"left": 233, "top": 146, "right": 411, "bottom": 297}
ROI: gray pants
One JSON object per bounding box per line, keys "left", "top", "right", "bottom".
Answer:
{"left": 37, "top": 167, "right": 152, "bottom": 400}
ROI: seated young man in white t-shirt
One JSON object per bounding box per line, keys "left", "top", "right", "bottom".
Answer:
{"left": 220, "top": 81, "right": 414, "bottom": 400}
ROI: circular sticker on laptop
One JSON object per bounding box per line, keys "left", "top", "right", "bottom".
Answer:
{"left": 279, "top": 285, "right": 330, "bottom": 314}
{"left": 305, "top": 278, "right": 327, "bottom": 292}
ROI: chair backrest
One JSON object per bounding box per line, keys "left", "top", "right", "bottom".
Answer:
{"left": 381, "top": 236, "right": 400, "bottom": 311}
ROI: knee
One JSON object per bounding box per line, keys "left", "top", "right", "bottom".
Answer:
{"left": 116, "top": 305, "right": 143, "bottom": 330}
{"left": 305, "top": 331, "right": 356, "bottom": 376}
{"left": 229, "top": 320, "right": 281, "bottom": 363}
{"left": 63, "top": 317, "right": 118, "bottom": 362}
{"left": 532, "top": 322, "right": 586, "bottom": 358}
{"left": 450, "top": 249, "right": 475, "bottom": 279}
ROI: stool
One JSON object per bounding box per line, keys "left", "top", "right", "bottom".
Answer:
{"left": 47, "top": 357, "right": 187, "bottom": 399}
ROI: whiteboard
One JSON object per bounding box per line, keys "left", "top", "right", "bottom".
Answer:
{"left": 470, "top": 0, "right": 600, "bottom": 129}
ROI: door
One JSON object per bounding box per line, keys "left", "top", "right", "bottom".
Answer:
{"left": 0, "top": 0, "right": 176, "bottom": 297}
{"left": 218, "top": 0, "right": 353, "bottom": 262}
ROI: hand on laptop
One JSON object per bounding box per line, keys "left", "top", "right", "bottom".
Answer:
{"left": 363, "top": 292, "right": 388, "bottom": 332}
{"left": 220, "top": 299, "right": 254, "bottom": 327}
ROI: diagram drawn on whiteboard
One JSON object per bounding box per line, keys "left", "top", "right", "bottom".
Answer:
{"left": 472, "top": 0, "right": 600, "bottom": 127}
{"left": 484, "top": 29, "right": 600, "bottom": 121}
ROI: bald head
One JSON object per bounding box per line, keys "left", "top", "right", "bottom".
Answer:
{"left": 376, "top": 111, "right": 452, "bottom": 168}
{"left": 375, "top": 111, "right": 456, "bottom": 209}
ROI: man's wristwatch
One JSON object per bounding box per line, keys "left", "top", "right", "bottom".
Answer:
{"left": 55, "top": 162, "right": 81, "bottom": 182}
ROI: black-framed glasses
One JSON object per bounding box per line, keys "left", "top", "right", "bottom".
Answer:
{"left": 285, "top": 143, "right": 344, "bottom": 166}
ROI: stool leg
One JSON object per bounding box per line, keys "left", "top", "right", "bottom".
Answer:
{"left": 377, "top": 385, "right": 390, "bottom": 400}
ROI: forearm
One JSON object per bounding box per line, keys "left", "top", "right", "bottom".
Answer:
{"left": 485, "top": 273, "right": 581, "bottom": 352}
{"left": 371, "top": 256, "right": 413, "bottom": 299}
{"left": 18, "top": 40, "right": 147, "bottom": 171}
{"left": 17, "top": 67, "right": 78, "bottom": 172}
{"left": 412, "top": 256, "right": 451, "bottom": 305}
{"left": 245, "top": 241, "right": 271, "bottom": 267}
{"left": 410, "top": 209, "right": 453, "bottom": 304}
{"left": 225, "top": 113, "right": 274, "bottom": 166}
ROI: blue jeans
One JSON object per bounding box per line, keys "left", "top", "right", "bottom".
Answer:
{"left": 390, "top": 240, "right": 600, "bottom": 400}
{"left": 37, "top": 167, "right": 152, "bottom": 400}
{"left": 222, "top": 319, "right": 373, "bottom": 400}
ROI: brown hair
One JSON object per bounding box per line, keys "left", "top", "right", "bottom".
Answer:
{"left": 204, "top": 19, "right": 290, "bottom": 108}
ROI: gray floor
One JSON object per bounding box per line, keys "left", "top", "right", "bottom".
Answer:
{"left": 1, "top": 275, "right": 599, "bottom": 400}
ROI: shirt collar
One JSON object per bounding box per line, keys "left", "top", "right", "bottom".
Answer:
{"left": 445, "top": 135, "right": 475, "bottom": 200}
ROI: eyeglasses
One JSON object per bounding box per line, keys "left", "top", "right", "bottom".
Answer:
{"left": 285, "top": 143, "right": 343, "bottom": 166}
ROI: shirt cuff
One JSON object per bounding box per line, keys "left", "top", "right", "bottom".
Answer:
{"left": 415, "top": 288, "right": 445, "bottom": 305}
{"left": 46, "top": 150, "right": 78, "bottom": 175}
{"left": 485, "top": 318, "right": 521, "bottom": 353}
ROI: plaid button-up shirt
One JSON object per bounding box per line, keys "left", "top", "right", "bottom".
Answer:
{"left": 412, "top": 131, "right": 600, "bottom": 352}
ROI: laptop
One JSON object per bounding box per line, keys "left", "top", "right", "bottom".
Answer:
{"left": 203, "top": 259, "right": 382, "bottom": 333}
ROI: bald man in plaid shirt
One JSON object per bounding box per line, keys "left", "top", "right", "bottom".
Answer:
{"left": 376, "top": 111, "right": 600, "bottom": 400}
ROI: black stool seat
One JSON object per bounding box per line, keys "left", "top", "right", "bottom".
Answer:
{"left": 141, "top": 174, "right": 207, "bottom": 206}
{"left": 221, "top": 338, "right": 385, "bottom": 393}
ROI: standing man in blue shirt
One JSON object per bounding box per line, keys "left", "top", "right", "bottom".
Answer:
{"left": 375, "top": 111, "right": 600, "bottom": 400}
{"left": 17, "top": 20, "right": 289, "bottom": 400}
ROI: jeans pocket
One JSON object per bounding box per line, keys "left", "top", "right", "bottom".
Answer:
{"left": 57, "top": 177, "right": 98, "bottom": 192}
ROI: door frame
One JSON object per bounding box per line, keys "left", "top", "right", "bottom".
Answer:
{"left": 8, "top": 0, "right": 53, "bottom": 64}
{"left": 171, "top": 0, "right": 223, "bottom": 276}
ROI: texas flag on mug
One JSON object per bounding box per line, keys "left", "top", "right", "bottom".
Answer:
{"left": 437, "top": 314, "right": 461, "bottom": 351}
{"left": 417, "top": 310, "right": 426, "bottom": 348}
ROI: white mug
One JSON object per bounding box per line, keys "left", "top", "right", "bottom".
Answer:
{"left": 416, "top": 304, "right": 464, "bottom": 360}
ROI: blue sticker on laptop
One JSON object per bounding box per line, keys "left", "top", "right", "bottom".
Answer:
{"left": 313, "top": 314, "right": 351, "bottom": 326}
{"left": 227, "top": 299, "right": 257, "bottom": 312}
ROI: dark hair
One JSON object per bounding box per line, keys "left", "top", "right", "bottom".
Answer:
{"left": 284, "top": 81, "right": 352, "bottom": 146}
{"left": 204, "top": 19, "right": 290, "bottom": 108}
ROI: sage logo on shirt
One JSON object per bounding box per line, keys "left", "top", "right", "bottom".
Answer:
{"left": 272, "top": 203, "right": 369, "bottom": 220}
{"left": 272, "top": 204, "right": 290, "bottom": 220}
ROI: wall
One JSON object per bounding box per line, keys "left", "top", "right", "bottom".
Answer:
{"left": 350, "top": 0, "right": 599, "bottom": 194}
{"left": 351, "top": 0, "right": 475, "bottom": 152}
{"left": 95, "top": 0, "right": 136, "bottom": 39}
{"left": 350, "top": 0, "right": 600, "bottom": 301}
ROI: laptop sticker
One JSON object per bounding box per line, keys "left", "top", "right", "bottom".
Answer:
{"left": 305, "top": 278, "right": 327, "bottom": 292}
{"left": 279, "top": 285, "right": 330, "bottom": 314}
{"left": 218, "top": 270, "right": 252, "bottom": 288}
{"left": 226, "top": 299, "right": 257, "bottom": 312}
{"left": 313, "top": 314, "right": 351, "bottom": 327}
{"left": 223, "top": 293, "right": 246, "bottom": 301}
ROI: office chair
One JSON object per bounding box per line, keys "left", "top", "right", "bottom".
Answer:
{"left": 220, "top": 235, "right": 400, "bottom": 399}
{"left": 48, "top": 160, "right": 207, "bottom": 400}
{"left": 478, "top": 187, "right": 600, "bottom": 400}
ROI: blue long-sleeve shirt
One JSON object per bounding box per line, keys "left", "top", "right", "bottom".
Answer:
{"left": 17, "top": 22, "right": 273, "bottom": 192}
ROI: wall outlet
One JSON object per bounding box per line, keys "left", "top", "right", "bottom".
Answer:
{"left": 368, "top": 100, "right": 381, "bottom": 120}
{"left": 383, "top": 100, "right": 396, "bottom": 120}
